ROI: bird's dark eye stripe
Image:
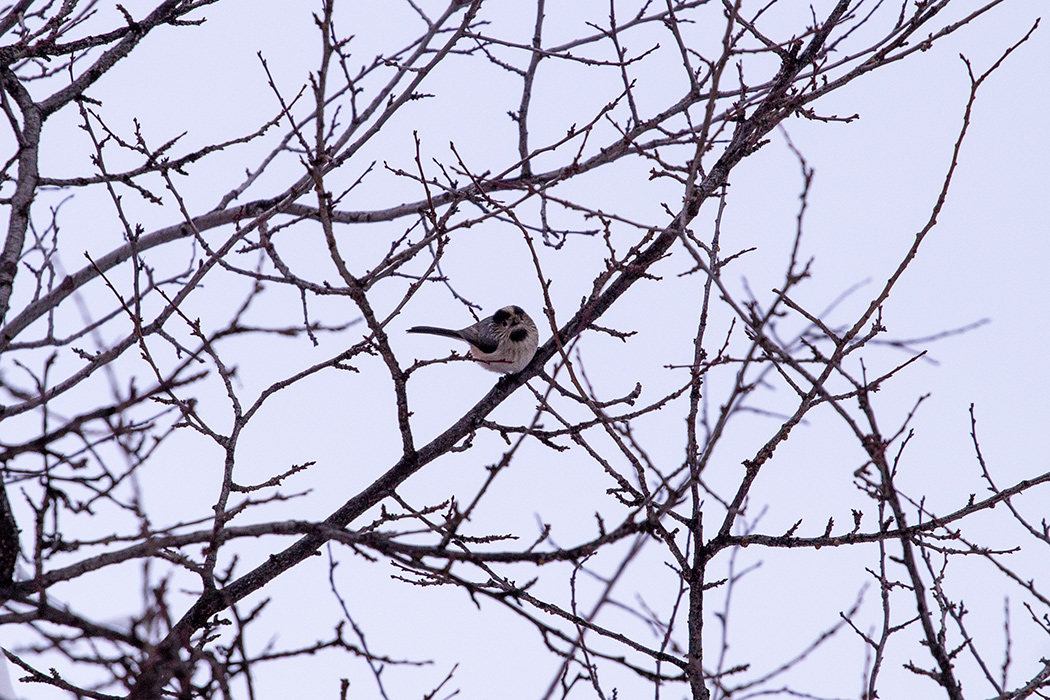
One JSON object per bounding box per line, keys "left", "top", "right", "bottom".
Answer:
{"left": 511, "top": 305, "right": 524, "bottom": 315}
{"left": 493, "top": 308, "right": 511, "bottom": 324}
{"left": 510, "top": 328, "right": 528, "bottom": 342}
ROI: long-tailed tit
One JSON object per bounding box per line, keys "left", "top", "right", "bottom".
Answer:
{"left": 407, "top": 305, "right": 539, "bottom": 374}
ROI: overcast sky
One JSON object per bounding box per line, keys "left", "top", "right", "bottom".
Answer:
{"left": 3, "top": 1, "right": 1048, "bottom": 698}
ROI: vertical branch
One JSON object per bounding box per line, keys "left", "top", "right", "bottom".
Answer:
{"left": 0, "top": 69, "right": 40, "bottom": 325}
{"left": 310, "top": 0, "right": 415, "bottom": 458}
{"left": 516, "top": 0, "right": 546, "bottom": 177}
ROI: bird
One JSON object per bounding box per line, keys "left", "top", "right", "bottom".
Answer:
{"left": 407, "top": 305, "right": 539, "bottom": 374}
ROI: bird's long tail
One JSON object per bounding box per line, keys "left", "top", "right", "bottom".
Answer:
{"left": 406, "top": 325, "right": 463, "bottom": 340}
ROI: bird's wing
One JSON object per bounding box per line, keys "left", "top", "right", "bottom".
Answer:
{"left": 457, "top": 324, "right": 499, "bottom": 354}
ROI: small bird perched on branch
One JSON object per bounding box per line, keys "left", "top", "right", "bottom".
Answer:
{"left": 407, "top": 305, "right": 539, "bottom": 374}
